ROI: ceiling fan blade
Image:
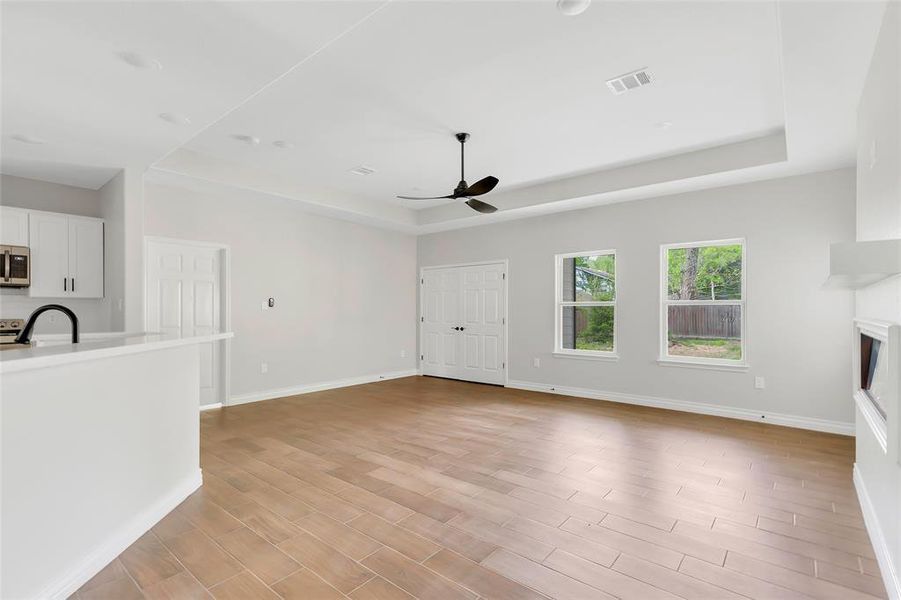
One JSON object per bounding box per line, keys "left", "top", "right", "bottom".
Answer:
{"left": 461, "top": 176, "right": 499, "bottom": 197}
{"left": 465, "top": 198, "right": 498, "bottom": 214}
{"left": 396, "top": 194, "right": 454, "bottom": 200}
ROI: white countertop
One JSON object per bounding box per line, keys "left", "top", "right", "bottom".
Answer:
{"left": 0, "top": 331, "right": 233, "bottom": 374}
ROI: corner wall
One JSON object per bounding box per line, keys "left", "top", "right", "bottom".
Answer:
{"left": 143, "top": 183, "right": 418, "bottom": 402}
{"left": 853, "top": 2, "right": 901, "bottom": 597}
{"left": 98, "top": 169, "right": 145, "bottom": 332}
{"left": 418, "top": 168, "right": 857, "bottom": 429}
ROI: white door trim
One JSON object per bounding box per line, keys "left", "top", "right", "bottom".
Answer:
{"left": 144, "top": 236, "right": 232, "bottom": 405}
{"left": 419, "top": 259, "right": 509, "bottom": 386}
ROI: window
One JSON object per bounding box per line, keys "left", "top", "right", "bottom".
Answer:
{"left": 555, "top": 251, "right": 616, "bottom": 357}
{"left": 661, "top": 239, "right": 746, "bottom": 366}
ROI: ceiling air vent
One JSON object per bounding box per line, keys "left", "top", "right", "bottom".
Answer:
{"left": 349, "top": 165, "right": 376, "bottom": 176}
{"left": 606, "top": 68, "right": 651, "bottom": 95}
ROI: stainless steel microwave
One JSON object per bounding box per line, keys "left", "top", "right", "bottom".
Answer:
{"left": 0, "top": 245, "right": 30, "bottom": 287}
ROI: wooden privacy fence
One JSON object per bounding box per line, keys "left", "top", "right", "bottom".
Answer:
{"left": 668, "top": 305, "right": 741, "bottom": 339}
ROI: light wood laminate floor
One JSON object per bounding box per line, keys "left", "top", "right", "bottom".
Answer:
{"left": 73, "top": 376, "right": 886, "bottom": 599}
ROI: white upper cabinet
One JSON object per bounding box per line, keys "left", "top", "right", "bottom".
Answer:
{"left": 28, "top": 211, "right": 104, "bottom": 298}
{"left": 67, "top": 217, "right": 104, "bottom": 298}
{"left": 29, "top": 212, "right": 69, "bottom": 297}
{"left": 0, "top": 206, "right": 30, "bottom": 246}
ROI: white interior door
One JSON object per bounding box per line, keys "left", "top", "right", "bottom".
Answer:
{"left": 421, "top": 268, "right": 461, "bottom": 379}
{"left": 421, "top": 262, "right": 506, "bottom": 385}
{"left": 146, "top": 240, "right": 224, "bottom": 407}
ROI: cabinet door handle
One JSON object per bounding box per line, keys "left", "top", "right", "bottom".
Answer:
{"left": 64, "top": 277, "right": 67, "bottom": 291}
{"left": 71, "top": 277, "right": 75, "bottom": 292}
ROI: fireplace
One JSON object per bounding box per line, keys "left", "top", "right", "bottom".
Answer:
{"left": 853, "top": 319, "right": 900, "bottom": 454}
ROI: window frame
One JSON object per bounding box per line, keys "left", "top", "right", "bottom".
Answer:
{"left": 554, "top": 249, "right": 618, "bottom": 360}
{"left": 658, "top": 238, "right": 748, "bottom": 370}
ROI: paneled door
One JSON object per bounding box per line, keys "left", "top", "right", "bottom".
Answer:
{"left": 421, "top": 262, "right": 506, "bottom": 385}
{"left": 146, "top": 239, "right": 226, "bottom": 407}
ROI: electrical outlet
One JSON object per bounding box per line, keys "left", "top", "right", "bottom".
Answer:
{"left": 260, "top": 362, "right": 268, "bottom": 374}
{"left": 400, "top": 349, "right": 406, "bottom": 358}
{"left": 533, "top": 358, "right": 540, "bottom": 368}
{"left": 117, "top": 298, "right": 124, "bottom": 311}
{"left": 754, "top": 376, "right": 765, "bottom": 389}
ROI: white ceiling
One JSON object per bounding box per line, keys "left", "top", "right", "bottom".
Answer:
{"left": 169, "top": 1, "right": 784, "bottom": 208}
{"left": 1, "top": 1, "right": 380, "bottom": 188}
{"left": 1, "top": 1, "right": 888, "bottom": 232}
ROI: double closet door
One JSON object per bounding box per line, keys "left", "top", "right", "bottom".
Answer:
{"left": 420, "top": 262, "right": 506, "bottom": 385}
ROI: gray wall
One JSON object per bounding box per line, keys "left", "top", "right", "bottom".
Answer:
{"left": 0, "top": 174, "right": 103, "bottom": 217}
{"left": 144, "top": 183, "right": 418, "bottom": 400}
{"left": 0, "top": 174, "right": 112, "bottom": 333}
{"left": 854, "top": 2, "right": 901, "bottom": 594}
{"left": 419, "top": 168, "right": 856, "bottom": 425}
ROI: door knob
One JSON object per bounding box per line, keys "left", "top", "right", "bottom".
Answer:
{"left": 452, "top": 326, "right": 460, "bottom": 331}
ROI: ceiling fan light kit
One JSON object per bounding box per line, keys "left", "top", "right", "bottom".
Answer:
{"left": 397, "top": 132, "right": 499, "bottom": 214}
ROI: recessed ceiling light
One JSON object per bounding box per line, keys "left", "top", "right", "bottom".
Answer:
{"left": 556, "top": 0, "right": 591, "bottom": 16}
{"left": 272, "top": 140, "right": 295, "bottom": 149}
{"left": 654, "top": 121, "right": 673, "bottom": 130}
{"left": 11, "top": 134, "right": 46, "bottom": 144}
{"left": 158, "top": 113, "right": 191, "bottom": 126}
{"left": 231, "top": 134, "right": 261, "bottom": 146}
{"left": 350, "top": 165, "right": 376, "bottom": 176}
{"left": 117, "top": 51, "right": 163, "bottom": 70}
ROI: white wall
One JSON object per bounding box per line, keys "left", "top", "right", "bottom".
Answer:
{"left": 853, "top": 2, "right": 901, "bottom": 597}
{"left": 0, "top": 174, "right": 103, "bottom": 217}
{"left": 98, "top": 169, "right": 145, "bottom": 332}
{"left": 0, "top": 174, "right": 112, "bottom": 333}
{"left": 419, "top": 168, "right": 856, "bottom": 428}
{"left": 144, "top": 183, "right": 418, "bottom": 401}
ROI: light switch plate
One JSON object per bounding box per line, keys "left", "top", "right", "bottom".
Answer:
{"left": 754, "top": 376, "right": 765, "bottom": 389}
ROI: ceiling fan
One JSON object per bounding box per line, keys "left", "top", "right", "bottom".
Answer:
{"left": 397, "top": 132, "right": 499, "bottom": 213}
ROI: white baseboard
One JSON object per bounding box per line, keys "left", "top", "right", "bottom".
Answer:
{"left": 507, "top": 379, "right": 854, "bottom": 436}
{"left": 199, "top": 402, "right": 223, "bottom": 411}
{"left": 229, "top": 369, "right": 420, "bottom": 406}
{"left": 41, "top": 469, "right": 203, "bottom": 600}
{"left": 854, "top": 464, "right": 901, "bottom": 600}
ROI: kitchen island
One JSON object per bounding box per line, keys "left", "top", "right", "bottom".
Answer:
{"left": 0, "top": 331, "right": 232, "bottom": 599}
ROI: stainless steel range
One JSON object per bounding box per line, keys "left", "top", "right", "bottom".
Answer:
{"left": 0, "top": 318, "right": 25, "bottom": 345}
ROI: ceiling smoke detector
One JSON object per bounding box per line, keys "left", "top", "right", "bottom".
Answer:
{"left": 606, "top": 68, "right": 652, "bottom": 95}
{"left": 349, "top": 165, "right": 376, "bottom": 176}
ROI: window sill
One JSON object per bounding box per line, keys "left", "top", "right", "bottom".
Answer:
{"left": 656, "top": 358, "right": 749, "bottom": 372}
{"left": 553, "top": 351, "right": 619, "bottom": 362}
